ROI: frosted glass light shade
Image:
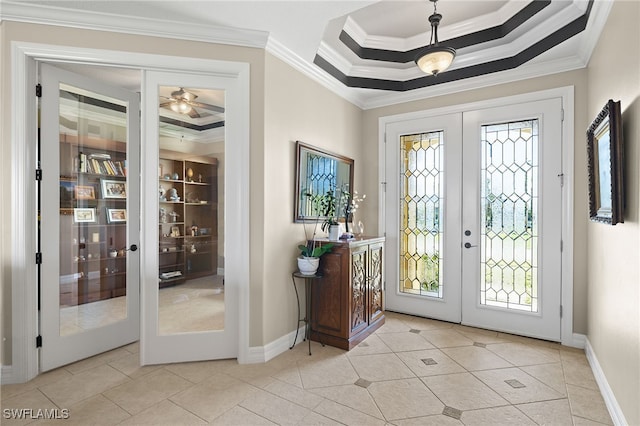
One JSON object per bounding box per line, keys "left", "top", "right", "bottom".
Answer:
{"left": 415, "top": 46, "right": 456, "bottom": 76}
{"left": 170, "top": 101, "right": 192, "bottom": 114}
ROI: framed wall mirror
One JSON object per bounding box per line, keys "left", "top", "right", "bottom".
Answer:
{"left": 587, "top": 99, "right": 624, "bottom": 225}
{"left": 294, "top": 141, "right": 353, "bottom": 222}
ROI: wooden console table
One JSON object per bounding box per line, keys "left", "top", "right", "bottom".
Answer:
{"left": 310, "top": 236, "right": 385, "bottom": 350}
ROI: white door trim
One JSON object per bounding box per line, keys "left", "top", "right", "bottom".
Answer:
{"left": 7, "top": 41, "right": 251, "bottom": 384}
{"left": 378, "top": 86, "right": 577, "bottom": 347}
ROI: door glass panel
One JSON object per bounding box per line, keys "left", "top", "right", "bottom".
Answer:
{"left": 480, "top": 120, "right": 539, "bottom": 312}
{"left": 58, "top": 83, "right": 129, "bottom": 336}
{"left": 157, "top": 86, "right": 225, "bottom": 334}
{"left": 400, "top": 132, "right": 444, "bottom": 298}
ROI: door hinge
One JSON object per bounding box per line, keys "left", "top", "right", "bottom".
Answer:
{"left": 36, "top": 252, "right": 42, "bottom": 264}
{"left": 36, "top": 84, "right": 42, "bottom": 98}
{"left": 558, "top": 173, "right": 564, "bottom": 187}
{"left": 561, "top": 108, "right": 564, "bottom": 122}
{"left": 560, "top": 240, "right": 563, "bottom": 252}
{"left": 35, "top": 168, "right": 42, "bottom": 181}
{"left": 560, "top": 305, "right": 563, "bottom": 318}
{"left": 36, "top": 335, "right": 42, "bottom": 348}
{"left": 381, "top": 181, "right": 387, "bottom": 192}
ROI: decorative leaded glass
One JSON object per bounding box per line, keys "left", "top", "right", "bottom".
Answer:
{"left": 399, "top": 132, "right": 444, "bottom": 298}
{"left": 480, "top": 119, "right": 539, "bottom": 312}
{"left": 303, "top": 153, "right": 336, "bottom": 216}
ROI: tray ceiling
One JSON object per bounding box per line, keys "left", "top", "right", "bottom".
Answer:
{"left": 2, "top": 0, "right": 610, "bottom": 109}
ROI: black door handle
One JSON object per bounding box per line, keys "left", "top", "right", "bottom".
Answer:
{"left": 464, "top": 242, "right": 477, "bottom": 249}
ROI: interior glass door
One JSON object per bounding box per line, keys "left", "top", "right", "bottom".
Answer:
{"left": 40, "top": 63, "right": 140, "bottom": 371}
{"left": 141, "top": 71, "right": 237, "bottom": 365}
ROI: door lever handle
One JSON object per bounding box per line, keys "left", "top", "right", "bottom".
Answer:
{"left": 464, "top": 242, "right": 477, "bottom": 249}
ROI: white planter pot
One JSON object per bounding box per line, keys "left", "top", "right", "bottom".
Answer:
{"left": 328, "top": 224, "right": 340, "bottom": 241}
{"left": 297, "top": 256, "right": 320, "bottom": 276}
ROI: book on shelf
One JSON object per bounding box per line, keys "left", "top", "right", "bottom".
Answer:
{"left": 77, "top": 152, "right": 126, "bottom": 177}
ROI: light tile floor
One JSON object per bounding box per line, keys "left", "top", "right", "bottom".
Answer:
{"left": 1, "top": 312, "right": 613, "bottom": 425}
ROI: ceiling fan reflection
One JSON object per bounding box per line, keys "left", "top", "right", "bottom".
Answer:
{"left": 159, "top": 87, "right": 225, "bottom": 119}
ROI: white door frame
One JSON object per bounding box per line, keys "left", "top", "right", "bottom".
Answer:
{"left": 378, "top": 86, "right": 578, "bottom": 347}
{"left": 8, "top": 41, "right": 251, "bottom": 383}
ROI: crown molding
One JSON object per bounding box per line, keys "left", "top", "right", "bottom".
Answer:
{"left": 0, "top": 1, "right": 269, "bottom": 48}
{"left": 575, "top": 0, "right": 613, "bottom": 66}
{"left": 266, "top": 37, "right": 365, "bottom": 107}
{"left": 359, "top": 54, "right": 586, "bottom": 110}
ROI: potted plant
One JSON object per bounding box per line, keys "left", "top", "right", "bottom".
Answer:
{"left": 319, "top": 188, "right": 341, "bottom": 240}
{"left": 297, "top": 191, "right": 334, "bottom": 275}
{"left": 318, "top": 184, "right": 366, "bottom": 240}
{"left": 297, "top": 241, "right": 334, "bottom": 275}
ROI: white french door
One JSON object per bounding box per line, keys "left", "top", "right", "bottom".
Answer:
{"left": 40, "top": 63, "right": 141, "bottom": 371}
{"left": 384, "top": 114, "right": 463, "bottom": 323}
{"left": 384, "top": 97, "right": 563, "bottom": 341}
{"left": 140, "top": 71, "right": 238, "bottom": 364}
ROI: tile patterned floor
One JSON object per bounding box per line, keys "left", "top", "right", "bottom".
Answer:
{"left": 1, "top": 312, "right": 613, "bottom": 425}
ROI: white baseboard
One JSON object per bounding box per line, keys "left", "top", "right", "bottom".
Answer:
{"left": 565, "top": 332, "right": 586, "bottom": 349}
{"left": 245, "top": 325, "right": 306, "bottom": 364}
{"left": 1, "top": 365, "right": 17, "bottom": 385}
{"left": 585, "top": 338, "right": 628, "bottom": 426}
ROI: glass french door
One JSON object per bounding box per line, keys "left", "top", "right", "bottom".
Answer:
{"left": 384, "top": 114, "right": 463, "bottom": 323}
{"left": 141, "top": 71, "right": 237, "bottom": 365}
{"left": 384, "top": 98, "right": 563, "bottom": 341}
{"left": 40, "top": 63, "right": 140, "bottom": 371}
{"left": 461, "top": 99, "right": 562, "bottom": 339}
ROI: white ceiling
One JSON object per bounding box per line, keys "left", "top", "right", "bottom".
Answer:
{"left": 2, "top": 0, "right": 610, "bottom": 109}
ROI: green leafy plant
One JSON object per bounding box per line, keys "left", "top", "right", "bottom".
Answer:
{"left": 319, "top": 189, "right": 338, "bottom": 232}
{"left": 317, "top": 184, "right": 365, "bottom": 233}
{"left": 298, "top": 242, "right": 334, "bottom": 258}
{"left": 298, "top": 190, "right": 334, "bottom": 258}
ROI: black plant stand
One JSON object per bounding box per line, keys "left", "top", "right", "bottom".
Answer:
{"left": 290, "top": 271, "right": 322, "bottom": 355}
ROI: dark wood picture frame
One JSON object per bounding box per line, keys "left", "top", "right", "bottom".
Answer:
{"left": 294, "top": 141, "right": 354, "bottom": 223}
{"left": 75, "top": 185, "right": 96, "bottom": 200}
{"left": 587, "top": 99, "right": 624, "bottom": 225}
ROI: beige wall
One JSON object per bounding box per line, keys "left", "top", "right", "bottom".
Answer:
{"left": 362, "top": 70, "right": 590, "bottom": 335}
{"left": 262, "top": 53, "right": 363, "bottom": 343}
{"left": 586, "top": 1, "right": 640, "bottom": 424}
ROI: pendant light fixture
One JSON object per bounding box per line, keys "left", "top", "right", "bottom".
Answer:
{"left": 415, "top": 0, "right": 456, "bottom": 76}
